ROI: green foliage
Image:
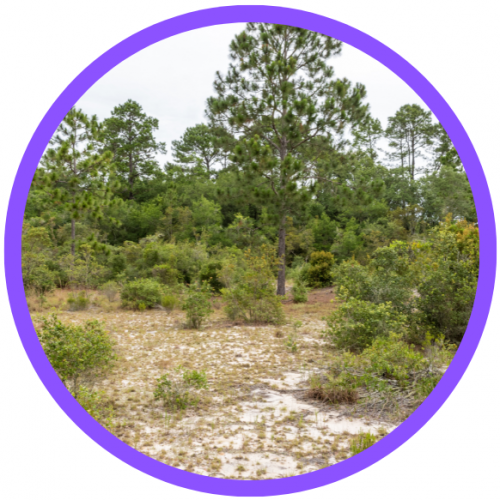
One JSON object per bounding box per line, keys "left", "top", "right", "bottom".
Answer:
{"left": 152, "top": 264, "right": 180, "bottom": 286}
{"left": 120, "top": 278, "right": 165, "bottom": 310}
{"left": 154, "top": 367, "right": 208, "bottom": 411}
{"left": 305, "top": 251, "right": 335, "bottom": 288}
{"left": 182, "top": 281, "right": 213, "bottom": 329}
{"left": 221, "top": 247, "right": 284, "bottom": 325}
{"left": 324, "top": 298, "right": 407, "bottom": 352}
{"left": 199, "top": 262, "right": 224, "bottom": 294}
{"left": 102, "top": 99, "right": 166, "bottom": 200}
{"left": 161, "top": 294, "right": 179, "bottom": 312}
{"left": 350, "top": 433, "right": 379, "bottom": 456}
{"left": 98, "top": 280, "right": 120, "bottom": 302}
{"left": 67, "top": 291, "right": 90, "bottom": 311}
{"left": 291, "top": 279, "right": 309, "bottom": 303}
{"left": 75, "top": 386, "right": 115, "bottom": 430}
{"left": 37, "top": 315, "right": 116, "bottom": 395}
{"left": 29, "top": 265, "right": 57, "bottom": 300}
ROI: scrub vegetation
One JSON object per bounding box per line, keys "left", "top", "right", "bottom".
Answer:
{"left": 24, "top": 23, "right": 477, "bottom": 479}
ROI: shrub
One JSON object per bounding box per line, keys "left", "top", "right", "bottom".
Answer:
{"left": 98, "top": 280, "right": 120, "bottom": 302}
{"left": 221, "top": 247, "right": 284, "bottom": 325}
{"left": 152, "top": 264, "right": 180, "bottom": 286}
{"left": 37, "top": 315, "right": 116, "bottom": 396}
{"left": 307, "top": 373, "right": 358, "bottom": 404}
{"left": 333, "top": 248, "right": 414, "bottom": 315}
{"left": 305, "top": 251, "right": 334, "bottom": 288}
{"left": 182, "top": 281, "right": 213, "bottom": 329}
{"left": 121, "top": 278, "right": 165, "bottom": 310}
{"left": 30, "top": 265, "right": 57, "bottom": 300}
{"left": 350, "top": 432, "right": 379, "bottom": 456}
{"left": 67, "top": 291, "right": 90, "bottom": 311}
{"left": 292, "top": 279, "right": 309, "bottom": 303}
{"left": 416, "top": 258, "right": 476, "bottom": 343}
{"left": 199, "top": 262, "right": 224, "bottom": 294}
{"left": 75, "top": 386, "right": 115, "bottom": 430}
{"left": 324, "top": 298, "right": 407, "bottom": 352}
{"left": 161, "top": 294, "right": 179, "bottom": 312}
{"left": 154, "top": 367, "right": 208, "bottom": 410}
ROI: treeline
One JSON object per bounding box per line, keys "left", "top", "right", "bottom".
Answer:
{"left": 23, "top": 23, "right": 476, "bottom": 326}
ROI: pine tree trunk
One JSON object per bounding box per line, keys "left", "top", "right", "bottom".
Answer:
{"left": 276, "top": 216, "right": 286, "bottom": 296}
{"left": 71, "top": 219, "right": 75, "bottom": 256}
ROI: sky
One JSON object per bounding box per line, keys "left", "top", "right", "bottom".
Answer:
{"left": 77, "top": 23, "right": 430, "bottom": 164}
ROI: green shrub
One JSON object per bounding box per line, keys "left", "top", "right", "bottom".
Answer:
{"left": 350, "top": 432, "right": 379, "bottom": 456}
{"left": 306, "top": 251, "right": 334, "bottom": 288}
{"left": 98, "top": 280, "right": 120, "bottom": 302}
{"left": 182, "top": 281, "right": 213, "bottom": 329}
{"left": 121, "top": 278, "right": 165, "bottom": 310}
{"left": 199, "top": 262, "right": 224, "bottom": 294}
{"left": 154, "top": 367, "right": 208, "bottom": 410}
{"left": 75, "top": 386, "right": 115, "bottom": 430}
{"left": 30, "top": 265, "right": 57, "bottom": 300}
{"left": 37, "top": 315, "right": 116, "bottom": 396}
{"left": 292, "top": 279, "right": 309, "bottom": 303}
{"left": 333, "top": 248, "right": 414, "bottom": 315}
{"left": 324, "top": 298, "right": 407, "bottom": 352}
{"left": 221, "top": 248, "right": 284, "bottom": 325}
{"left": 416, "top": 258, "right": 476, "bottom": 343}
{"left": 161, "top": 294, "right": 179, "bottom": 312}
{"left": 152, "top": 264, "right": 180, "bottom": 286}
{"left": 67, "top": 291, "right": 90, "bottom": 311}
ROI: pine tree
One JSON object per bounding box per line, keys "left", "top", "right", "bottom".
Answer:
{"left": 171, "top": 123, "right": 235, "bottom": 177}
{"left": 34, "top": 108, "right": 117, "bottom": 255}
{"left": 207, "top": 23, "right": 367, "bottom": 294}
{"left": 102, "top": 99, "right": 166, "bottom": 199}
{"left": 385, "top": 104, "right": 434, "bottom": 179}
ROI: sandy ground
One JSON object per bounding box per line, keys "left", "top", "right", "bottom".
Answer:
{"left": 31, "top": 289, "right": 396, "bottom": 480}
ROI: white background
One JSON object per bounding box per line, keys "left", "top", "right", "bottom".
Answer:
{"left": 1, "top": 1, "right": 499, "bottom": 499}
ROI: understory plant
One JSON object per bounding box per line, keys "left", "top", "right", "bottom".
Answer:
{"left": 120, "top": 277, "right": 165, "bottom": 310}
{"left": 182, "top": 281, "right": 213, "bottom": 329}
{"left": 222, "top": 247, "right": 284, "bottom": 324}
{"left": 37, "top": 315, "right": 117, "bottom": 396}
{"left": 324, "top": 298, "right": 407, "bottom": 352}
{"left": 154, "top": 366, "right": 208, "bottom": 411}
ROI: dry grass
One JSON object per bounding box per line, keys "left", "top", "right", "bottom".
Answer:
{"left": 28, "top": 287, "right": 395, "bottom": 479}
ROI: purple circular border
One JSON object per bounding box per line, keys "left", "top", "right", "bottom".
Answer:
{"left": 4, "top": 5, "right": 495, "bottom": 497}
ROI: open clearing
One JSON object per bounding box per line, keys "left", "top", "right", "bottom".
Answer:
{"left": 31, "top": 288, "right": 397, "bottom": 480}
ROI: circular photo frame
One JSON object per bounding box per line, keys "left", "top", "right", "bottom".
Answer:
{"left": 5, "top": 5, "right": 496, "bottom": 497}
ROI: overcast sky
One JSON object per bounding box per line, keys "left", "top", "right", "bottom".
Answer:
{"left": 77, "top": 23, "right": 430, "bottom": 163}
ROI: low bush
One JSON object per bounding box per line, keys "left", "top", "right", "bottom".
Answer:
{"left": 75, "top": 386, "right": 115, "bottom": 430}
{"left": 161, "top": 294, "right": 179, "bottom": 312}
{"left": 350, "top": 432, "right": 379, "bottom": 456}
{"left": 307, "top": 373, "right": 358, "bottom": 404}
{"left": 152, "top": 264, "right": 180, "bottom": 286}
{"left": 67, "top": 291, "right": 90, "bottom": 311}
{"left": 416, "top": 258, "right": 477, "bottom": 343}
{"left": 121, "top": 278, "right": 165, "bottom": 310}
{"left": 98, "top": 281, "right": 121, "bottom": 302}
{"left": 37, "top": 315, "right": 116, "bottom": 396}
{"left": 305, "top": 251, "right": 334, "bottom": 288}
{"left": 199, "top": 262, "right": 224, "bottom": 294}
{"left": 182, "top": 281, "right": 213, "bottom": 329}
{"left": 153, "top": 367, "right": 208, "bottom": 411}
{"left": 324, "top": 298, "right": 407, "bottom": 352}
{"left": 29, "top": 265, "right": 57, "bottom": 301}
{"left": 221, "top": 248, "right": 284, "bottom": 325}
{"left": 291, "top": 279, "right": 309, "bottom": 303}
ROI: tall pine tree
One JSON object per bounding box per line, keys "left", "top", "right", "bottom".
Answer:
{"left": 207, "top": 23, "right": 367, "bottom": 294}
{"left": 34, "top": 108, "right": 117, "bottom": 255}
{"left": 102, "top": 99, "right": 166, "bottom": 200}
